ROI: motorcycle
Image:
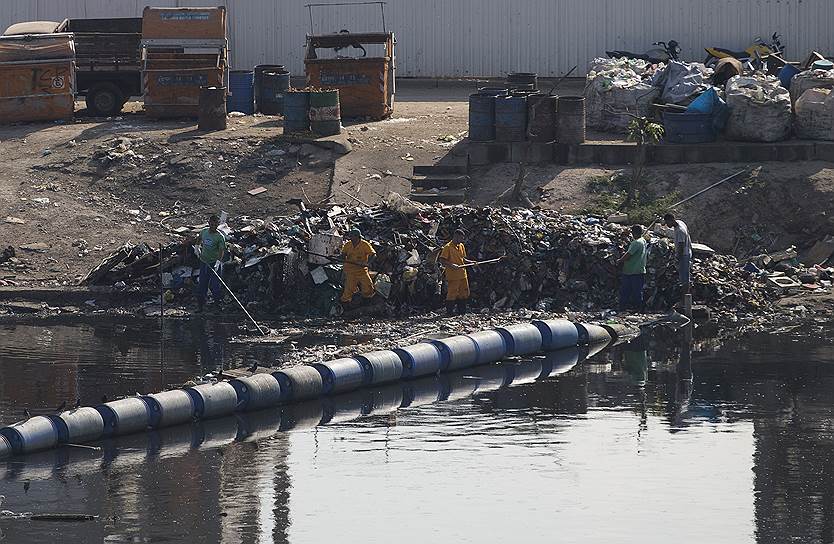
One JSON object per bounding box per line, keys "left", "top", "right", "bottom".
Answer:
{"left": 606, "top": 40, "right": 681, "bottom": 64}
{"left": 704, "top": 33, "right": 784, "bottom": 70}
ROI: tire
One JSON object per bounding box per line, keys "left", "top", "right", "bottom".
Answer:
{"left": 86, "top": 84, "right": 125, "bottom": 116}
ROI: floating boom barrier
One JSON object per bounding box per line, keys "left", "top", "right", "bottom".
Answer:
{"left": 0, "top": 319, "right": 632, "bottom": 461}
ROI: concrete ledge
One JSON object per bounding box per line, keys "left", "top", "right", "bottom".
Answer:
{"left": 468, "top": 141, "right": 511, "bottom": 165}
{"left": 511, "top": 141, "right": 554, "bottom": 163}
{"left": 470, "top": 138, "right": 834, "bottom": 166}
{"left": 558, "top": 140, "right": 831, "bottom": 166}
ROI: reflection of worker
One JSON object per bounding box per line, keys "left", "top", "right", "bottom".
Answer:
{"left": 192, "top": 214, "right": 226, "bottom": 313}
{"left": 622, "top": 337, "right": 648, "bottom": 386}
{"left": 664, "top": 213, "right": 692, "bottom": 294}
{"left": 617, "top": 224, "right": 647, "bottom": 312}
{"left": 439, "top": 229, "right": 474, "bottom": 316}
{"left": 340, "top": 228, "right": 376, "bottom": 304}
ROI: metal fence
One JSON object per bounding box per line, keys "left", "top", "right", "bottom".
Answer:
{"left": 1, "top": 0, "right": 832, "bottom": 78}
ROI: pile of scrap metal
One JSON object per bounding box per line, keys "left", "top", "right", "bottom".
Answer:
{"left": 81, "top": 194, "right": 799, "bottom": 317}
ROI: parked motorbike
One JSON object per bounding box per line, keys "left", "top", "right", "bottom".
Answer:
{"left": 606, "top": 40, "right": 681, "bottom": 64}
{"left": 704, "top": 33, "right": 784, "bottom": 69}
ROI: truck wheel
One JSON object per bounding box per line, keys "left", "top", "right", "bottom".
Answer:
{"left": 86, "top": 84, "right": 125, "bottom": 116}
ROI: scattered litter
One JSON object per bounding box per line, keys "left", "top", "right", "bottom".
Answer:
{"left": 248, "top": 187, "right": 268, "bottom": 196}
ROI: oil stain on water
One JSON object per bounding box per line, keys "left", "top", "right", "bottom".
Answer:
{"left": 0, "top": 318, "right": 833, "bottom": 543}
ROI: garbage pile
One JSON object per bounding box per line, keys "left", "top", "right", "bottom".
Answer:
{"left": 586, "top": 51, "right": 834, "bottom": 143}
{"left": 795, "top": 88, "right": 834, "bottom": 140}
{"left": 585, "top": 57, "right": 660, "bottom": 132}
{"left": 80, "top": 196, "right": 825, "bottom": 317}
{"left": 724, "top": 74, "right": 792, "bottom": 142}
{"left": 789, "top": 68, "right": 834, "bottom": 105}
{"left": 650, "top": 61, "right": 713, "bottom": 105}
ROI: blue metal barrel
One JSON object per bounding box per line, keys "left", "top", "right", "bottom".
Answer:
{"left": 143, "top": 390, "right": 196, "bottom": 429}
{"left": 394, "top": 343, "right": 444, "bottom": 378}
{"left": 0, "top": 416, "right": 60, "bottom": 454}
{"left": 778, "top": 64, "right": 800, "bottom": 89}
{"left": 495, "top": 95, "right": 528, "bottom": 142}
{"left": 96, "top": 398, "right": 152, "bottom": 438}
{"left": 495, "top": 324, "right": 543, "bottom": 356}
{"left": 260, "top": 70, "right": 291, "bottom": 115}
{"left": 272, "top": 366, "right": 324, "bottom": 402}
{"left": 227, "top": 70, "right": 255, "bottom": 114}
{"left": 431, "top": 335, "right": 479, "bottom": 370}
{"left": 532, "top": 319, "right": 579, "bottom": 351}
{"left": 575, "top": 323, "right": 612, "bottom": 346}
{"left": 355, "top": 350, "right": 404, "bottom": 385}
{"left": 186, "top": 382, "right": 239, "bottom": 419}
{"left": 48, "top": 407, "right": 105, "bottom": 444}
{"left": 313, "top": 358, "right": 366, "bottom": 395}
{"left": 229, "top": 374, "right": 282, "bottom": 411}
{"left": 539, "top": 347, "right": 581, "bottom": 378}
{"left": 284, "top": 90, "right": 310, "bottom": 134}
{"left": 662, "top": 111, "right": 717, "bottom": 144}
{"left": 469, "top": 93, "right": 497, "bottom": 142}
{"left": 466, "top": 330, "right": 508, "bottom": 364}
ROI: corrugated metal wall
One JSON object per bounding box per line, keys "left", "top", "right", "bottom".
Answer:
{"left": 1, "top": 0, "right": 832, "bottom": 77}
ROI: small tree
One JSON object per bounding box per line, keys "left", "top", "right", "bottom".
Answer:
{"left": 626, "top": 116, "right": 664, "bottom": 205}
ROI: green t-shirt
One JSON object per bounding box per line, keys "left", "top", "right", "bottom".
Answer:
{"left": 199, "top": 228, "right": 226, "bottom": 264}
{"left": 622, "top": 238, "right": 647, "bottom": 275}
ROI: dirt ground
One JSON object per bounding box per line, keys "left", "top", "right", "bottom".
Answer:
{"left": 2, "top": 79, "right": 834, "bottom": 300}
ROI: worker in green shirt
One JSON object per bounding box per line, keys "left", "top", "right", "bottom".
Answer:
{"left": 617, "top": 224, "right": 647, "bottom": 311}
{"left": 191, "top": 214, "right": 226, "bottom": 313}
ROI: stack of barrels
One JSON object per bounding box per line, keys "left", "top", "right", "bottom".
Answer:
{"left": 467, "top": 72, "right": 586, "bottom": 144}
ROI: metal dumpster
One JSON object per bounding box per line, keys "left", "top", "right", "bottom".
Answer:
{"left": 0, "top": 33, "right": 76, "bottom": 123}
{"left": 143, "top": 53, "right": 224, "bottom": 118}
{"left": 141, "top": 6, "right": 228, "bottom": 119}
{"left": 304, "top": 32, "right": 395, "bottom": 120}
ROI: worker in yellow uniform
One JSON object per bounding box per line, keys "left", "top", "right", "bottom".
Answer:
{"left": 340, "top": 228, "right": 377, "bottom": 305}
{"left": 439, "top": 229, "right": 475, "bottom": 316}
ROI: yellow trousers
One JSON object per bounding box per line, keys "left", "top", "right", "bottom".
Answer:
{"left": 446, "top": 277, "right": 470, "bottom": 301}
{"left": 341, "top": 269, "right": 375, "bottom": 303}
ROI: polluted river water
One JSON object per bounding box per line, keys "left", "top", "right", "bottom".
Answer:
{"left": 0, "top": 317, "right": 832, "bottom": 543}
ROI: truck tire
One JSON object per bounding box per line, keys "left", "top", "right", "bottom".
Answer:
{"left": 86, "top": 84, "right": 125, "bottom": 116}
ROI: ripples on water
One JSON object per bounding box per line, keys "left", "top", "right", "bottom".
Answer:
{"left": 0, "top": 319, "right": 832, "bottom": 543}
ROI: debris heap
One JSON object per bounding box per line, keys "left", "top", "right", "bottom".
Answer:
{"left": 83, "top": 197, "right": 803, "bottom": 316}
